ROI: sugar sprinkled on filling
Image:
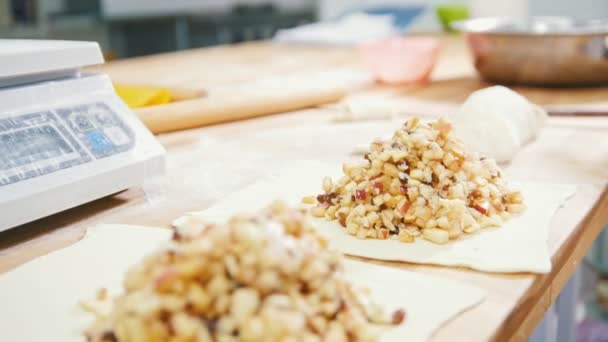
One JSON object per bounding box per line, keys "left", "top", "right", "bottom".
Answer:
{"left": 310, "top": 117, "right": 525, "bottom": 244}
{"left": 83, "top": 202, "right": 405, "bottom": 342}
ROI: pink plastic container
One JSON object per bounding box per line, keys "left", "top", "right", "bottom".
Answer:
{"left": 360, "top": 36, "right": 442, "bottom": 85}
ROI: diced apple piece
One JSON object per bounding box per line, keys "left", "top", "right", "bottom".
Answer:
{"left": 422, "top": 228, "right": 449, "bottom": 245}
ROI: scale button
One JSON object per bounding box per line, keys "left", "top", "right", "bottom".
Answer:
{"left": 85, "top": 130, "right": 114, "bottom": 155}
{"left": 93, "top": 112, "right": 115, "bottom": 126}
{"left": 103, "top": 127, "right": 129, "bottom": 146}
{"left": 73, "top": 115, "right": 94, "bottom": 131}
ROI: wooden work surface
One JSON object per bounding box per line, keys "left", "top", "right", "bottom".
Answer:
{"left": 2, "top": 35, "right": 608, "bottom": 341}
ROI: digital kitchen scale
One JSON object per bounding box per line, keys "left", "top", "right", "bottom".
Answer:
{"left": 0, "top": 39, "right": 166, "bottom": 231}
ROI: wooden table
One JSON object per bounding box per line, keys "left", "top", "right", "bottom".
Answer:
{"left": 1, "top": 36, "right": 607, "bottom": 341}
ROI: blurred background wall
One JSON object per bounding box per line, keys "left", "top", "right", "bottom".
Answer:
{"left": 529, "top": 0, "right": 608, "bottom": 20}
{"left": 1, "top": 0, "right": 607, "bottom": 58}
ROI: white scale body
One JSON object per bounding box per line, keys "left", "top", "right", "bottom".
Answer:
{"left": 0, "top": 40, "right": 166, "bottom": 231}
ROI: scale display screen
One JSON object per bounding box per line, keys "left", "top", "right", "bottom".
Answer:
{"left": 0, "top": 125, "right": 78, "bottom": 169}
{"left": 0, "top": 103, "right": 135, "bottom": 186}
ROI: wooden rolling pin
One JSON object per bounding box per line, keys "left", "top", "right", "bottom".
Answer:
{"left": 135, "top": 69, "right": 372, "bottom": 134}
{"left": 545, "top": 103, "right": 608, "bottom": 117}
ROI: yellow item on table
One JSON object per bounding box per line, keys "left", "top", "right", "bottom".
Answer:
{"left": 114, "top": 84, "right": 172, "bottom": 109}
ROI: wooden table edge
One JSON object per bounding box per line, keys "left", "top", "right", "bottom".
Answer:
{"left": 494, "top": 185, "right": 608, "bottom": 341}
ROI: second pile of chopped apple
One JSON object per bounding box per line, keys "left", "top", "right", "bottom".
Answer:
{"left": 309, "top": 117, "right": 525, "bottom": 244}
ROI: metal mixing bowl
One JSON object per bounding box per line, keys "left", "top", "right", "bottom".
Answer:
{"left": 452, "top": 17, "right": 608, "bottom": 86}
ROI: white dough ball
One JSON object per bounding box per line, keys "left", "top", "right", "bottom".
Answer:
{"left": 450, "top": 86, "right": 547, "bottom": 162}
